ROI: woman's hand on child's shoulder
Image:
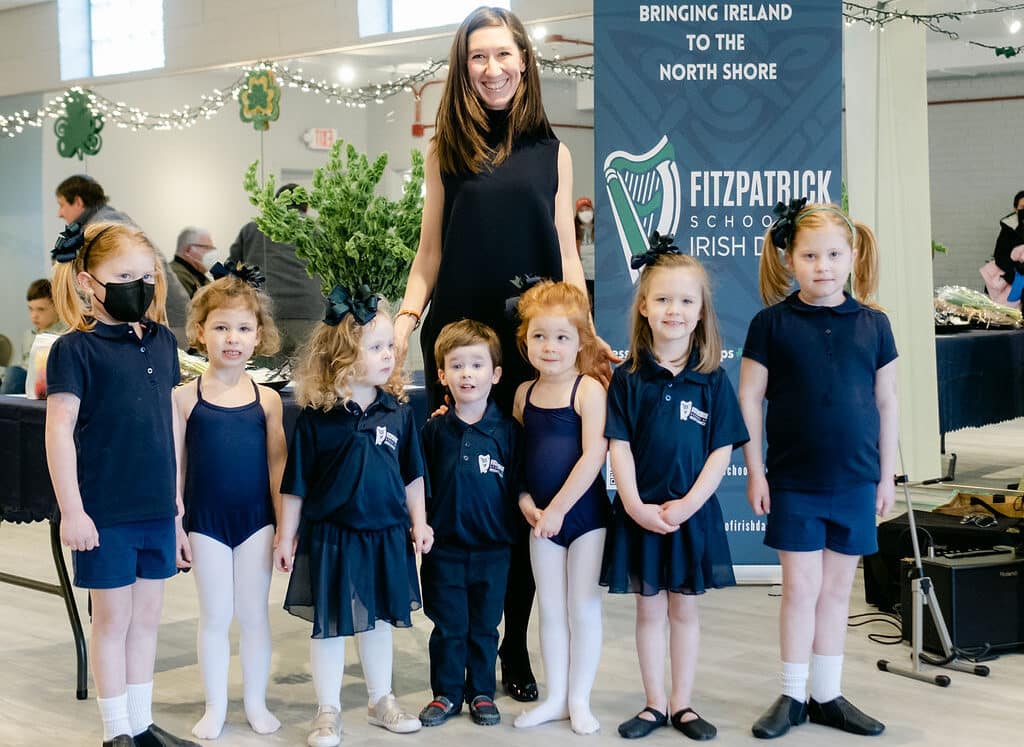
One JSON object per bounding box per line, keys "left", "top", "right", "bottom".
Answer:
{"left": 533, "top": 507, "right": 566, "bottom": 539}
{"left": 59, "top": 509, "right": 99, "bottom": 552}
{"left": 627, "top": 502, "right": 679, "bottom": 535}
{"left": 746, "top": 473, "right": 770, "bottom": 515}
{"left": 411, "top": 522, "right": 434, "bottom": 554}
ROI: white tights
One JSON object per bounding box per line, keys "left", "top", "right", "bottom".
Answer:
{"left": 514, "top": 528, "right": 605, "bottom": 735}
{"left": 309, "top": 623, "right": 395, "bottom": 712}
{"left": 189, "top": 527, "right": 279, "bottom": 738}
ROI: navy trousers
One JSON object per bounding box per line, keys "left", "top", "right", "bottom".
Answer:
{"left": 421, "top": 543, "right": 511, "bottom": 704}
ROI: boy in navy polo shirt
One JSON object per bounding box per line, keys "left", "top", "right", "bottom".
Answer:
{"left": 417, "top": 320, "right": 525, "bottom": 728}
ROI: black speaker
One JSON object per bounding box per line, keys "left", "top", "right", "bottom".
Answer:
{"left": 899, "top": 552, "right": 1024, "bottom": 654}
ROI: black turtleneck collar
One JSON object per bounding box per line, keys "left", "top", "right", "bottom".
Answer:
{"left": 484, "top": 107, "right": 510, "bottom": 148}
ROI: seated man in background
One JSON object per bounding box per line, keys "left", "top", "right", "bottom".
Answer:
{"left": 1, "top": 279, "right": 68, "bottom": 394}
{"left": 171, "top": 227, "right": 217, "bottom": 298}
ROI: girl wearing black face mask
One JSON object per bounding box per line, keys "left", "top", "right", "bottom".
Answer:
{"left": 46, "top": 221, "right": 199, "bottom": 747}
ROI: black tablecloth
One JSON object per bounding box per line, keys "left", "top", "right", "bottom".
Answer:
{"left": 935, "top": 328, "right": 1024, "bottom": 435}
{"left": 0, "top": 382, "right": 428, "bottom": 524}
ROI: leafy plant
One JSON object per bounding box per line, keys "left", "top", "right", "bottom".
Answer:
{"left": 243, "top": 140, "right": 424, "bottom": 302}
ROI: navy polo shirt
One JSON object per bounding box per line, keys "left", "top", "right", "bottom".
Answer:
{"left": 45, "top": 319, "right": 179, "bottom": 528}
{"left": 283, "top": 391, "right": 425, "bottom": 531}
{"left": 606, "top": 350, "right": 748, "bottom": 504}
{"left": 421, "top": 401, "right": 523, "bottom": 548}
{"left": 742, "top": 292, "right": 898, "bottom": 490}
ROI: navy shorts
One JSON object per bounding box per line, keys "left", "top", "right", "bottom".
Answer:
{"left": 72, "top": 517, "right": 177, "bottom": 589}
{"left": 764, "top": 483, "right": 878, "bottom": 556}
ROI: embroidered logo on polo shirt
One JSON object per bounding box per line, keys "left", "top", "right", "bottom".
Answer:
{"left": 680, "top": 400, "right": 708, "bottom": 426}
{"left": 478, "top": 454, "right": 505, "bottom": 477}
{"left": 375, "top": 426, "right": 399, "bottom": 450}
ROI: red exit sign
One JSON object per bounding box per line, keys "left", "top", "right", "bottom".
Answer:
{"left": 303, "top": 128, "right": 337, "bottom": 150}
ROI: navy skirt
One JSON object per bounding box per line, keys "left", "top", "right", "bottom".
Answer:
{"left": 600, "top": 494, "right": 736, "bottom": 596}
{"left": 284, "top": 519, "right": 422, "bottom": 637}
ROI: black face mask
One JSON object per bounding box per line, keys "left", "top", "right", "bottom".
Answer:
{"left": 92, "top": 277, "right": 155, "bottom": 323}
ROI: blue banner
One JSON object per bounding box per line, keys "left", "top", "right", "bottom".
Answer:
{"left": 594, "top": 1, "right": 842, "bottom": 567}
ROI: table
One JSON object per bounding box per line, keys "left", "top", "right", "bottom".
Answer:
{"left": 0, "top": 379, "right": 427, "bottom": 701}
{"left": 935, "top": 328, "right": 1024, "bottom": 448}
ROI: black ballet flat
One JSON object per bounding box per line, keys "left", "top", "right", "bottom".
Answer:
{"left": 102, "top": 736, "right": 135, "bottom": 747}
{"left": 671, "top": 708, "right": 717, "bottom": 741}
{"left": 618, "top": 707, "right": 668, "bottom": 739}
{"left": 808, "top": 696, "right": 884, "bottom": 736}
{"left": 752, "top": 695, "right": 808, "bottom": 739}
{"left": 500, "top": 664, "right": 538, "bottom": 702}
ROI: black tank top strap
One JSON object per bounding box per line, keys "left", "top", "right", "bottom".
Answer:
{"left": 196, "top": 374, "right": 206, "bottom": 404}
{"left": 251, "top": 378, "right": 261, "bottom": 403}
{"left": 569, "top": 374, "right": 584, "bottom": 408}
{"left": 525, "top": 379, "right": 538, "bottom": 406}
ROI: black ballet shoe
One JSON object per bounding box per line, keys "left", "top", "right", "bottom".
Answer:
{"left": 500, "top": 664, "right": 538, "bottom": 702}
{"left": 808, "top": 696, "right": 884, "bottom": 736}
{"left": 671, "top": 708, "right": 717, "bottom": 741}
{"left": 752, "top": 695, "right": 808, "bottom": 739}
{"left": 618, "top": 707, "right": 668, "bottom": 739}
{"left": 102, "top": 736, "right": 135, "bottom": 747}
{"left": 133, "top": 724, "right": 200, "bottom": 747}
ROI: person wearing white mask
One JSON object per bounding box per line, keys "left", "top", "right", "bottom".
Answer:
{"left": 172, "top": 227, "right": 218, "bottom": 298}
{"left": 575, "top": 197, "right": 595, "bottom": 305}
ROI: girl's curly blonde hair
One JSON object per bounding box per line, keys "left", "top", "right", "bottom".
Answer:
{"left": 292, "top": 302, "right": 407, "bottom": 411}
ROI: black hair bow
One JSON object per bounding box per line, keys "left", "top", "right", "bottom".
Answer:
{"left": 324, "top": 284, "right": 379, "bottom": 326}
{"left": 504, "top": 274, "right": 544, "bottom": 320}
{"left": 769, "top": 197, "right": 808, "bottom": 249}
{"left": 210, "top": 260, "right": 266, "bottom": 290}
{"left": 630, "top": 231, "right": 681, "bottom": 270}
{"left": 52, "top": 222, "right": 85, "bottom": 263}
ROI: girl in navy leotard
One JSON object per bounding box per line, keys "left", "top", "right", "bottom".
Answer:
{"left": 173, "top": 265, "right": 286, "bottom": 738}
{"left": 510, "top": 281, "right": 609, "bottom": 735}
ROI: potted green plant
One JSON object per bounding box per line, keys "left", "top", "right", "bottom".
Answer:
{"left": 243, "top": 140, "right": 424, "bottom": 302}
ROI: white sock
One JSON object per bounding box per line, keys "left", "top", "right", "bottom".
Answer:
{"left": 234, "top": 527, "right": 279, "bottom": 734}
{"left": 310, "top": 637, "right": 346, "bottom": 711}
{"left": 126, "top": 681, "right": 153, "bottom": 736}
{"left": 781, "top": 661, "right": 809, "bottom": 702}
{"left": 356, "top": 623, "right": 393, "bottom": 705}
{"left": 566, "top": 529, "right": 605, "bottom": 735}
{"left": 514, "top": 536, "right": 570, "bottom": 729}
{"left": 810, "top": 654, "right": 843, "bottom": 703}
{"left": 98, "top": 692, "right": 132, "bottom": 741}
{"left": 190, "top": 533, "right": 233, "bottom": 739}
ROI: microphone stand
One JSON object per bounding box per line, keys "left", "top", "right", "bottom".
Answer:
{"left": 876, "top": 445, "right": 991, "bottom": 686}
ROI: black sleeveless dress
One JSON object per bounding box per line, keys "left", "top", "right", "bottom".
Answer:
{"left": 421, "top": 110, "right": 563, "bottom": 414}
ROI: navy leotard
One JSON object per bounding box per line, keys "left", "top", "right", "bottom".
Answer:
{"left": 522, "top": 375, "right": 609, "bottom": 547}
{"left": 184, "top": 376, "right": 274, "bottom": 548}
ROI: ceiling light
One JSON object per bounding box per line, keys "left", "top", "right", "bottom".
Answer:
{"left": 1010, "top": 19, "right": 1022, "bottom": 34}
{"left": 337, "top": 65, "right": 356, "bottom": 84}
{"left": 532, "top": 26, "right": 548, "bottom": 42}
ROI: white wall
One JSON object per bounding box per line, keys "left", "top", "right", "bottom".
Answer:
{"left": 927, "top": 72, "right": 1024, "bottom": 289}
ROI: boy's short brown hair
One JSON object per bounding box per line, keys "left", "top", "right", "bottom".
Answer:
{"left": 26, "top": 279, "right": 53, "bottom": 302}
{"left": 434, "top": 319, "right": 502, "bottom": 369}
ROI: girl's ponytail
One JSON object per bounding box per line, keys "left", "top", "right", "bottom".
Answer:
{"left": 758, "top": 231, "right": 793, "bottom": 306}
{"left": 51, "top": 259, "right": 91, "bottom": 331}
{"left": 851, "top": 219, "right": 880, "bottom": 307}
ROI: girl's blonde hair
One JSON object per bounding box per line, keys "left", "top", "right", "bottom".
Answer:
{"left": 185, "top": 275, "right": 281, "bottom": 356}
{"left": 629, "top": 254, "right": 722, "bottom": 374}
{"left": 51, "top": 221, "right": 168, "bottom": 332}
{"left": 433, "top": 6, "right": 553, "bottom": 175}
{"left": 759, "top": 202, "right": 880, "bottom": 307}
{"left": 515, "top": 281, "right": 605, "bottom": 383}
{"left": 292, "top": 302, "right": 406, "bottom": 411}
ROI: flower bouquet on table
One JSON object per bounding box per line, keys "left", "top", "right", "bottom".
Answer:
{"left": 934, "top": 285, "right": 1023, "bottom": 330}
{"left": 243, "top": 140, "right": 424, "bottom": 306}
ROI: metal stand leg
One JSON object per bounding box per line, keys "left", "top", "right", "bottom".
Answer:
{"left": 49, "top": 515, "right": 88, "bottom": 700}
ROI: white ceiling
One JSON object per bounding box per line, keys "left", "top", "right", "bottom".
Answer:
{"left": 0, "top": 0, "right": 47, "bottom": 10}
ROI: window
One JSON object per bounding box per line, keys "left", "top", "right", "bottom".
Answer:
{"left": 59, "top": 0, "right": 165, "bottom": 80}
{"left": 359, "top": 0, "right": 511, "bottom": 37}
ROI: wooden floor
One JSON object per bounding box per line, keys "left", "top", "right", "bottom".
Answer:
{"left": 0, "top": 423, "right": 1020, "bottom": 746}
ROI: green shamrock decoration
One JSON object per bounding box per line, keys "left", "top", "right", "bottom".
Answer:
{"left": 55, "top": 90, "right": 103, "bottom": 160}
{"left": 239, "top": 69, "right": 281, "bottom": 131}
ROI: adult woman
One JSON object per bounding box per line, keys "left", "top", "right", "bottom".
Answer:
{"left": 394, "top": 6, "right": 600, "bottom": 704}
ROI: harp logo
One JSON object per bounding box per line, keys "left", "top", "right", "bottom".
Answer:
{"left": 604, "top": 135, "right": 683, "bottom": 284}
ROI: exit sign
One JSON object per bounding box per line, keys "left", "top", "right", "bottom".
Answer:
{"left": 303, "top": 128, "right": 337, "bottom": 150}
